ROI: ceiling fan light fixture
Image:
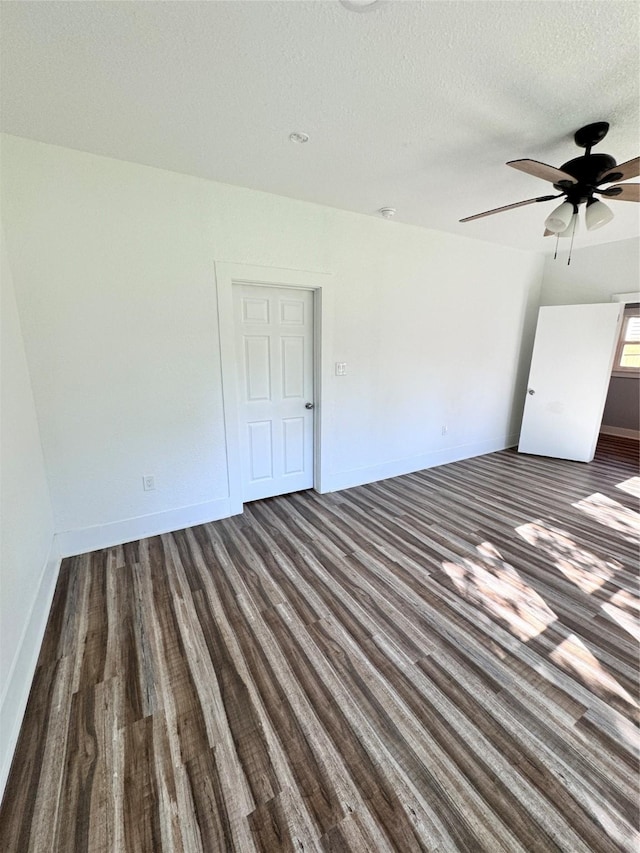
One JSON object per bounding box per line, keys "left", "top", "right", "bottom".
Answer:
{"left": 544, "top": 201, "right": 575, "bottom": 233}
{"left": 585, "top": 198, "right": 614, "bottom": 231}
{"left": 340, "top": 0, "right": 381, "bottom": 11}
{"left": 557, "top": 212, "right": 578, "bottom": 238}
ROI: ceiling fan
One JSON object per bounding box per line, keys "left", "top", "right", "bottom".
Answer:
{"left": 460, "top": 122, "right": 639, "bottom": 240}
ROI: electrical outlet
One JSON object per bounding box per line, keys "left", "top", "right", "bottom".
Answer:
{"left": 143, "top": 475, "right": 155, "bottom": 491}
{"left": 441, "top": 425, "right": 448, "bottom": 436}
{"left": 335, "top": 362, "right": 347, "bottom": 376}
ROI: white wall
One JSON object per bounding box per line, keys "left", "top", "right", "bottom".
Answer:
{"left": 540, "top": 237, "right": 640, "bottom": 306}
{"left": 0, "top": 225, "right": 57, "bottom": 796}
{"left": 1, "top": 134, "right": 545, "bottom": 555}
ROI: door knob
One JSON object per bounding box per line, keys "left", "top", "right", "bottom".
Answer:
{"left": 528, "top": 389, "right": 535, "bottom": 395}
{"left": 305, "top": 402, "right": 314, "bottom": 409}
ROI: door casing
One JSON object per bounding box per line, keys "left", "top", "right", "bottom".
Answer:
{"left": 216, "top": 262, "right": 332, "bottom": 514}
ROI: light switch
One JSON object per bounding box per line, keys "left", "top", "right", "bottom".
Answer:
{"left": 335, "top": 362, "right": 347, "bottom": 376}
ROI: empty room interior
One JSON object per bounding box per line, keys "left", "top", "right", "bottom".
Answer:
{"left": 1, "top": 1, "right": 639, "bottom": 851}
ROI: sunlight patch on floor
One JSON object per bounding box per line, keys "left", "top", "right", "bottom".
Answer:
{"left": 577, "top": 785, "right": 640, "bottom": 851}
{"left": 516, "top": 520, "right": 618, "bottom": 594}
{"left": 476, "top": 541, "right": 504, "bottom": 562}
{"left": 441, "top": 552, "right": 556, "bottom": 641}
{"left": 550, "top": 634, "right": 639, "bottom": 711}
{"left": 573, "top": 492, "right": 640, "bottom": 542}
{"left": 616, "top": 476, "right": 640, "bottom": 498}
{"left": 602, "top": 590, "right": 640, "bottom": 643}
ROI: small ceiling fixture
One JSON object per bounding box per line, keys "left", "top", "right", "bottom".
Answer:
{"left": 378, "top": 207, "right": 396, "bottom": 219}
{"left": 460, "top": 121, "right": 639, "bottom": 263}
{"left": 340, "top": 0, "right": 381, "bottom": 11}
{"left": 289, "top": 131, "right": 309, "bottom": 144}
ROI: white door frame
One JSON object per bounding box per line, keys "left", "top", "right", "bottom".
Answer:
{"left": 215, "top": 262, "right": 332, "bottom": 514}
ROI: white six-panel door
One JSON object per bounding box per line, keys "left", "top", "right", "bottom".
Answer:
{"left": 234, "top": 284, "right": 314, "bottom": 501}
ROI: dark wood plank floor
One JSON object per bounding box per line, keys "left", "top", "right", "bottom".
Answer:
{"left": 1, "top": 435, "right": 639, "bottom": 852}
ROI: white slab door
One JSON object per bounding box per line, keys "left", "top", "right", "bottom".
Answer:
{"left": 518, "top": 303, "right": 623, "bottom": 462}
{"left": 234, "top": 284, "right": 315, "bottom": 501}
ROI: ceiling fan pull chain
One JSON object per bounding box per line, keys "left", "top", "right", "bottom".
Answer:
{"left": 554, "top": 233, "right": 559, "bottom": 260}
{"left": 567, "top": 213, "right": 577, "bottom": 265}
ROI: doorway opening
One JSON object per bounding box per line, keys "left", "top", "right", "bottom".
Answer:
{"left": 216, "top": 263, "right": 331, "bottom": 515}
{"left": 600, "top": 302, "right": 640, "bottom": 444}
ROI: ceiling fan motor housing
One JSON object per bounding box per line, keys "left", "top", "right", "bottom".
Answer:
{"left": 554, "top": 153, "right": 617, "bottom": 202}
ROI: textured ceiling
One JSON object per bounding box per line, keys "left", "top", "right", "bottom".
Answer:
{"left": 1, "top": 0, "right": 639, "bottom": 253}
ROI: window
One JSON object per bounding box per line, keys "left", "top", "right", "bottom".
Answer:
{"left": 612, "top": 303, "right": 640, "bottom": 376}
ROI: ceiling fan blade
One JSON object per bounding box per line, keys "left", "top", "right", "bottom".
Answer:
{"left": 459, "top": 194, "right": 559, "bottom": 223}
{"left": 507, "top": 159, "right": 577, "bottom": 185}
{"left": 599, "top": 183, "right": 640, "bottom": 202}
{"left": 597, "top": 157, "right": 640, "bottom": 184}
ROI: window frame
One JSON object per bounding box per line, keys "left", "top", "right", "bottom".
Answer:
{"left": 611, "top": 303, "right": 640, "bottom": 378}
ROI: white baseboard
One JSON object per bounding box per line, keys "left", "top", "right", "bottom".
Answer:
{"left": 599, "top": 425, "right": 640, "bottom": 440}
{"left": 55, "top": 497, "right": 236, "bottom": 558}
{"left": 320, "top": 434, "right": 520, "bottom": 493}
{"left": 0, "top": 540, "right": 61, "bottom": 801}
